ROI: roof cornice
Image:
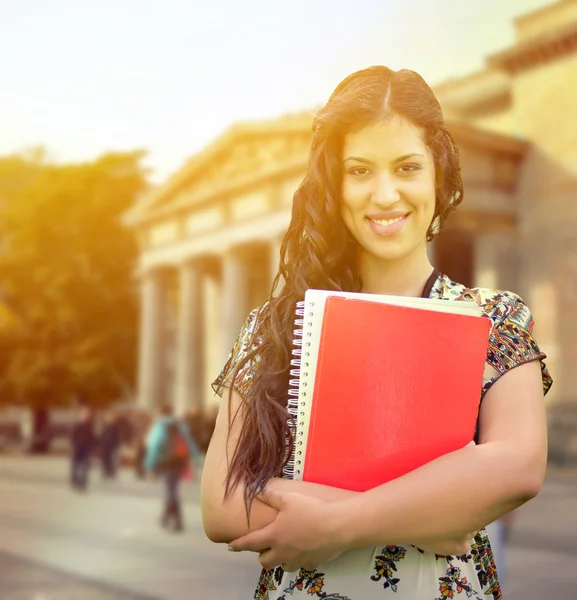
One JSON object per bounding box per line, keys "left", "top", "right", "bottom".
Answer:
{"left": 488, "top": 20, "right": 577, "bottom": 74}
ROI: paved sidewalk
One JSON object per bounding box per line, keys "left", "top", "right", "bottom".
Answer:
{"left": 0, "top": 456, "right": 576, "bottom": 599}
{"left": 2, "top": 453, "right": 576, "bottom": 496}
{"left": 0, "top": 456, "right": 201, "bottom": 502}
{"left": 0, "top": 551, "right": 159, "bottom": 600}
{"left": 0, "top": 472, "right": 257, "bottom": 600}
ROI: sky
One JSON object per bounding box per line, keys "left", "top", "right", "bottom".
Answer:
{"left": 0, "top": 0, "right": 554, "bottom": 183}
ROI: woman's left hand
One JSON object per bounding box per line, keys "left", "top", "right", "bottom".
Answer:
{"left": 228, "top": 487, "right": 344, "bottom": 572}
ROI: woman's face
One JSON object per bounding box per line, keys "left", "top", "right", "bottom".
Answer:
{"left": 340, "top": 116, "right": 436, "bottom": 263}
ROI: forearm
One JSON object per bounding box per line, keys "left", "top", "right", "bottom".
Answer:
{"left": 333, "top": 442, "right": 539, "bottom": 550}
{"left": 203, "top": 476, "right": 357, "bottom": 543}
{"left": 270, "top": 478, "right": 359, "bottom": 503}
{"left": 202, "top": 481, "right": 277, "bottom": 543}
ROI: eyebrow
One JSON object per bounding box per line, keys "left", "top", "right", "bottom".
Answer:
{"left": 343, "top": 153, "right": 425, "bottom": 164}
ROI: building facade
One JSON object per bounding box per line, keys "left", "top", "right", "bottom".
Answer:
{"left": 127, "top": 0, "right": 577, "bottom": 459}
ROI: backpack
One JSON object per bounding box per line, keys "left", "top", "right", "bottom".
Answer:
{"left": 155, "top": 421, "right": 189, "bottom": 473}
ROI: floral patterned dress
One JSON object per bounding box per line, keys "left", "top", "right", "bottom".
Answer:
{"left": 212, "top": 273, "right": 553, "bottom": 600}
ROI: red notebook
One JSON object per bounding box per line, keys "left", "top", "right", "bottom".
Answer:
{"left": 286, "top": 290, "right": 492, "bottom": 492}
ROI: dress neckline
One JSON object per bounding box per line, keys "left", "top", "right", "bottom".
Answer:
{"left": 421, "top": 269, "right": 440, "bottom": 299}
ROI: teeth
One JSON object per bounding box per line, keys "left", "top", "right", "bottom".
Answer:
{"left": 371, "top": 216, "right": 405, "bottom": 226}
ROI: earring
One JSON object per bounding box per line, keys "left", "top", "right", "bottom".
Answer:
{"left": 429, "top": 216, "right": 441, "bottom": 236}
{"left": 448, "top": 191, "right": 461, "bottom": 207}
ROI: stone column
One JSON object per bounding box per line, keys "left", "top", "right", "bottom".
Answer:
{"left": 529, "top": 281, "right": 559, "bottom": 402}
{"left": 173, "top": 260, "right": 204, "bottom": 416}
{"left": 203, "top": 268, "right": 221, "bottom": 408}
{"left": 221, "top": 249, "right": 249, "bottom": 365}
{"left": 137, "top": 269, "right": 166, "bottom": 411}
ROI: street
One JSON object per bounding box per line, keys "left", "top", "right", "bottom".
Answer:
{"left": 0, "top": 457, "right": 576, "bottom": 599}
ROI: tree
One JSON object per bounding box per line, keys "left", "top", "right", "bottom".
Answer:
{"left": 0, "top": 150, "right": 150, "bottom": 408}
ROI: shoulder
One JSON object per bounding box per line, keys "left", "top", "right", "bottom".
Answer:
{"left": 231, "top": 302, "right": 270, "bottom": 357}
{"left": 211, "top": 302, "right": 271, "bottom": 398}
{"left": 437, "top": 273, "right": 531, "bottom": 329}
{"left": 438, "top": 273, "right": 552, "bottom": 396}
{"left": 243, "top": 304, "right": 268, "bottom": 341}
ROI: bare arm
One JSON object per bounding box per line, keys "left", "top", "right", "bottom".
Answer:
{"left": 329, "top": 360, "right": 547, "bottom": 550}
{"left": 200, "top": 387, "right": 358, "bottom": 544}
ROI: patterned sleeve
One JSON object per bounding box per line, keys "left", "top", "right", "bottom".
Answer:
{"left": 483, "top": 292, "right": 553, "bottom": 397}
{"left": 211, "top": 307, "right": 264, "bottom": 400}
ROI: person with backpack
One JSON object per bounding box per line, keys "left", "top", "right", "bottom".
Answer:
{"left": 144, "top": 403, "right": 202, "bottom": 532}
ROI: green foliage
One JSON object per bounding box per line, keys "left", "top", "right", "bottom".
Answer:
{"left": 0, "top": 149, "right": 150, "bottom": 407}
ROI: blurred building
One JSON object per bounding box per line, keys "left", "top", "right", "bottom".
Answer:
{"left": 126, "top": 0, "right": 577, "bottom": 461}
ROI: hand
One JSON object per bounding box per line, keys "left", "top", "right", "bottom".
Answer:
{"left": 228, "top": 486, "right": 343, "bottom": 572}
{"left": 413, "top": 531, "right": 477, "bottom": 556}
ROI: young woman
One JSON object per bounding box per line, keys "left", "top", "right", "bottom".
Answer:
{"left": 201, "top": 66, "right": 552, "bottom": 599}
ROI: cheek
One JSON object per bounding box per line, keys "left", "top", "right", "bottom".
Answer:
{"left": 413, "top": 180, "right": 436, "bottom": 214}
{"left": 427, "top": 189, "right": 437, "bottom": 216}
{"left": 341, "top": 181, "right": 366, "bottom": 211}
{"left": 426, "top": 174, "right": 437, "bottom": 211}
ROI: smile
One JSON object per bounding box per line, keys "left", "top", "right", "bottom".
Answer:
{"left": 366, "top": 214, "right": 409, "bottom": 236}
{"left": 369, "top": 216, "right": 406, "bottom": 226}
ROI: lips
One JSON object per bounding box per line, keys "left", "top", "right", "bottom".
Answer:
{"left": 368, "top": 215, "right": 407, "bottom": 226}
{"left": 365, "top": 213, "right": 410, "bottom": 236}
{"left": 366, "top": 212, "right": 410, "bottom": 226}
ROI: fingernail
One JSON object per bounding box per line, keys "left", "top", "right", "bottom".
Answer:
{"left": 228, "top": 545, "right": 236, "bottom": 552}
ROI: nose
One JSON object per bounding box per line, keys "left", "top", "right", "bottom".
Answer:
{"left": 372, "top": 171, "right": 400, "bottom": 206}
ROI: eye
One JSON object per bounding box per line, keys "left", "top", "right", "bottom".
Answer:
{"left": 397, "top": 163, "right": 421, "bottom": 175}
{"left": 348, "top": 166, "right": 372, "bottom": 177}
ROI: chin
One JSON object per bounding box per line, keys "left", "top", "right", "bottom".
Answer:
{"left": 362, "top": 235, "right": 426, "bottom": 262}
{"left": 365, "top": 244, "right": 409, "bottom": 263}
{"left": 375, "top": 250, "right": 410, "bottom": 263}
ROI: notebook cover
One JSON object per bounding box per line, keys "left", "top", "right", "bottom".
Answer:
{"left": 302, "top": 296, "right": 491, "bottom": 491}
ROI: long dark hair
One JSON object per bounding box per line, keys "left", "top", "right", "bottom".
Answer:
{"left": 224, "top": 66, "right": 464, "bottom": 517}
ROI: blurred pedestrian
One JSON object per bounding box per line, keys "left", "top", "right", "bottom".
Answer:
{"left": 116, "top": 408, "right": 135, "bottom": 446}
{"left": 144, "top": 404, "right": 202, "bottom": 532}
{"left": 99, "top": 410, "right": 121, "bottom": 479}
{"left": 69, "top": 406, "right": 96, "bottom": 492}
{"left": 183, "top": 408, "right": 205, "bottom": 453}
{"left": 133, "top": 409, "right": 151, "bottom": 479}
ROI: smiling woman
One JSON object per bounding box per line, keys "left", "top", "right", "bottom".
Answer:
{"left": 200, "top": 66, "right": 551, "bottom": 600}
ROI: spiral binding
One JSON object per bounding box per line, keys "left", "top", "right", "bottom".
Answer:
{"left": 282, "top": 299, "right": 310, "bottom": 480}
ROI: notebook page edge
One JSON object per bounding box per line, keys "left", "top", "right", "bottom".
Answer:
{"left": 294, "top": 290, "right": 328, "bottom": 482}
{"left": 303, "top": 289, "right": 482, "bottom": 317}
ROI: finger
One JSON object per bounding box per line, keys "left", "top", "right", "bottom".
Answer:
{"left": 456, "top": 541, "right": 472, "bottom": 555}
{"left": 258, "top": 548, "right": 283, "bottom": 570}
{"left": 257, "top": 486, "right": 286, "bottom": 509}
{"left": 228, "top": 525, "right": 275, "bottom": 553}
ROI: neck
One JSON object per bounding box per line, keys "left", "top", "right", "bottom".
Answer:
{"left": 358, "top": 246, "right": 435, "bottom": 297}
